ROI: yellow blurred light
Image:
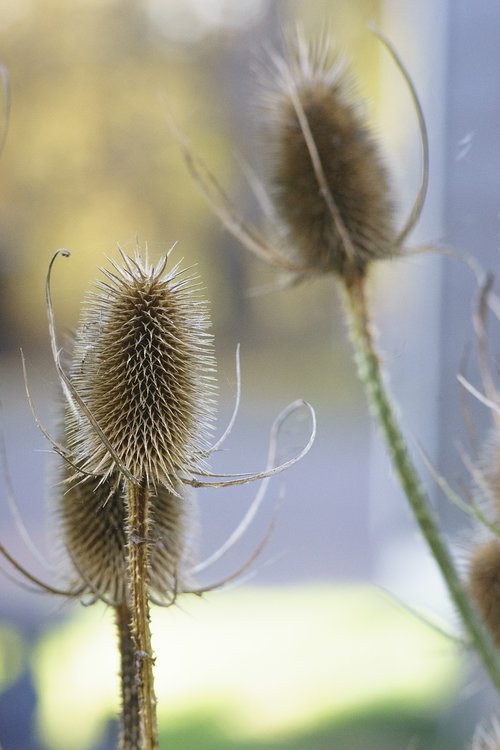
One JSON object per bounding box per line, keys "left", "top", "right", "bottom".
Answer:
{"left": 34, "top": 585, "right": 460, "bottom": 750}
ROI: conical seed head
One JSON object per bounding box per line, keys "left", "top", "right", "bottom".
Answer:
{"left": 65, "top": 251, "right": 216, "bottom": 488}
{"left": 262, "top": 35, "right": 395, "bottom": 279}
{"left": 59, "top": 471, "right": 195, "bottom": 603}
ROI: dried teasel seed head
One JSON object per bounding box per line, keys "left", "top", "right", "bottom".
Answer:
{"left": 64, "top": 249, "right": 216, "bottom": 489}
{"left": 58, "top": 470, "right": 196, "bottom": 604}
{"left": 468, "top": 538, "right": 500, "bottom": 647}
{"left": 261, "top": 33, "right": 395, "bottom": 281}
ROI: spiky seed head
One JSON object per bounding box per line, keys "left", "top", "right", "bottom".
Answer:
{"left": 65, "top": 250, "right": 216, "bottom": 489}
{"left": 261, "top": 34, "right": 395, "bottom": 281}
{"left": 59, "top": 471, "right": 195, "bottom": 604}
{"left": 469, "top": 539, "right": 500, "bottom": 647}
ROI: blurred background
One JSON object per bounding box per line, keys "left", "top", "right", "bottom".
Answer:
{"left": 0, "top": 0, "right": 499, "bottom": 748}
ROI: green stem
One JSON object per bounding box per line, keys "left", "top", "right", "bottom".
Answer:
{"left": 126, "top": 481, "right": 159, "bottom": 750}
{"left": 342, "top": 275, "right": 500, "bottom": 690}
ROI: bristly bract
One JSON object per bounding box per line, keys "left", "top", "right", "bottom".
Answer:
{"left": 5, "top": 247, "right": 315, "bottom": 606}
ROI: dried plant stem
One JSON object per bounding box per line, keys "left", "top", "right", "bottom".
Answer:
{"left": 125, "top": 481, "right": 158, "bottom": 750}
{"left": 116, "top": 603, "right": 141, "bottom": 749}
{"left": 342, "top": 275, "right": 500, "bottom": 691}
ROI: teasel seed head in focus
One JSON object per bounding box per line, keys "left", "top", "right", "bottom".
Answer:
{"left": 64, "top": 248, "right": 217, "bottom": 491}
{"left": 466, "top": 427, "right": 500, "bottom": 649}
{"left": 36, "top": 247, "right": 315, "bottom": 606}
{"left": 171, "top": 28, "right": 427, "bottom": 287}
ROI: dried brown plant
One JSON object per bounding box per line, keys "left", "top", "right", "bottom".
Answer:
{"left": 0, "top": 247, "right": 316, "bottom": 749}
{"left": 260, "top": 33, "right": 396, "bottom": 282}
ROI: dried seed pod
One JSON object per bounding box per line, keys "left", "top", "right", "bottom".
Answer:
{"left": 64, "top": 250, "right": 216, "bottom": 489}
{"left": 469, "top": 538, "right": 500, "bottom": 647}
{"left": 261, "top": 34, "right": 395, "bottom": 280}
{"left": 58, "top": 471, "right": 196, "bottom": 604}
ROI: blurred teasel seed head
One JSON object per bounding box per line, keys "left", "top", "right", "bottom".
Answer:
{"left": 59, "top": 470, "right": 195, "bottom": 604}
{"left": 466, "top": 430, "right": 500, "bottom": 648}
{"left": 261, "top": 33, "right": 396, "bottom": 281}
{"left": 469, "top": 538, "right": 500, "bottom": 647}
{"left": 64, "top": 249, "right": 216, "bottom": 491}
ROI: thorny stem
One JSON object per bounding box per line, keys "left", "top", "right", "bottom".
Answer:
{"left": 116, "top": 603, "right": 142, "bottom": 750}
{"left": 342, "top": 274, "right": 500, "bottom": 691}
{"left": 125, "top": 482, "right": 158, "bottom": 750}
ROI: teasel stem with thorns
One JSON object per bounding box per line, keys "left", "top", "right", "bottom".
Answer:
{"left": 170, "top": 28, "right": 500, "bottom": 688}
{"left": 3, "top": 247, "right": 315, "bottom": 750}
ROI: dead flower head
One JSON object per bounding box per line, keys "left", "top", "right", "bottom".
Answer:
{"left": 2, "top": 246, "right": 315, "bottom": 607}
{"left": 64, "top": 249, "right": 216, "bottom": 491}
{"left": 469, "top": 538, "right": 500, "bottom": 648}
{"left": 171, "top": 28, "right": 428, "bottom": 286}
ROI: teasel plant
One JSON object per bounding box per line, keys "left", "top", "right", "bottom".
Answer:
{"left": 169, "top": 26, "right": 500, "bottom": 690}
{"left": 0, "top": 246, "right": 315, "bottom": 750}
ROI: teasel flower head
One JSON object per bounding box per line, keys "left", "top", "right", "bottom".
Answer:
{"left": 63, "top": 248, "right": 216, "bottom": 491}
{"left": 260, "top": 33, "right": 396, "bottom": 281}
{"left": 468, "top": 538, "right": 500, "bottom": 648}
{"left": 23, "top": 247, "right": 314, "bottom": 606}
{"left": 465, "top": 426, "right": 500, "bottom": 649}
{"left": 171, "top": 29, "right": 427, "bottom": 287}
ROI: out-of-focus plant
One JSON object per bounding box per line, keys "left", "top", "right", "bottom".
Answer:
{"left": 170, "top": 23, "right": 500, "bottom": 734}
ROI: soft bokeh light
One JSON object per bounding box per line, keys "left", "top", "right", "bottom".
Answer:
{"left": 35, "top": 586, "right": 460, "bottom": 750}
{"left": 146, "top": 0, "right": 269, "bottom": 42}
